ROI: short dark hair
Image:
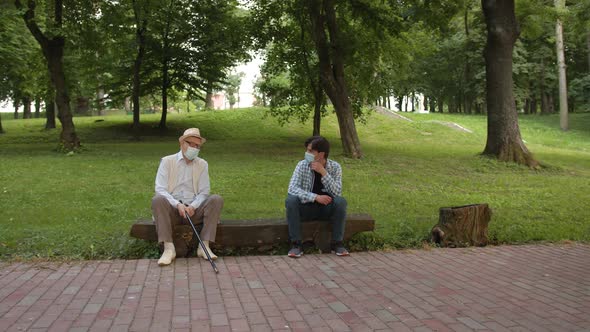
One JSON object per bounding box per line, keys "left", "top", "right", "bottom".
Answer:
{"left": 305, "top": 136, "right": 330, "bottom": 158}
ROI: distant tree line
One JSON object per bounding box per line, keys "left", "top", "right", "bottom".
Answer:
{"left": 0, "top": 0, "right": 249, "bottom": 145}
{"left": 1, "top": 0, "right": 588, "bottom": 167}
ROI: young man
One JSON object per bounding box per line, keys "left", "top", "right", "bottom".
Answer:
{"left": 152, "top": 128, "right": 223, "bottom": 266}
{"left": 285, "top": 136, "right": 349, "bottom": 258}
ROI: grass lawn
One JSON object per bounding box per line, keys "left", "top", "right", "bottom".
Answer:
{"left": 0, "top": 108, "right": 589, "bottom": 260}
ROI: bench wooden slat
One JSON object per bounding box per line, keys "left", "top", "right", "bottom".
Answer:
{"left": 130, "top": 213, "right": 375, "bottom": 254}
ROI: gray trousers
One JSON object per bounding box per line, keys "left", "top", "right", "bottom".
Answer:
{"left": 152, "top": 194, "right": 223, "bottom": 243}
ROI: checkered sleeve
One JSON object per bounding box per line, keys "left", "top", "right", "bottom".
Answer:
{"left": 321, "top": 160, "right": 342, "bottom": 197}
{"left": 288, "top": 161, "right": 317, "bottom": 203}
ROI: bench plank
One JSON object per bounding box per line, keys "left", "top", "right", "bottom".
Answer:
{"left": 130, "top": 214, "right": 375, "bottom": 254}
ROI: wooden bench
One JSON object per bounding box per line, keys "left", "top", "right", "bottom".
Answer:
{"left": 130, "top": 214, "right": 375, "bottom": 256}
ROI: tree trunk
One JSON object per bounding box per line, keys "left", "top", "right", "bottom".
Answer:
{"left": 465, "top": 98, "right": 472, "bottom": 114}
{"left": 132, "top": 42, "right": 144, "bottom": 132}
{"left": 13, "top": 100, "right": 19, "bottom": 119}
{"left": 541, "top": 92, "right": 552, "bottom": 114}
{"left": 464, "top": 4, "right": 473, "bottom": 115}
{"left": 481, "top": 0, "right": 538, "bottom": 167}
{"left": 23, "top": 97, "right": 32, "bottom": 118}
{"left": 132, "top": 0, "right": 148, "bottom": 135}
{"left": 437, "top": 98, "right": 444, "bottom": 113}
{"left": 45, "top": 100, "right": 56, "bottom": 129}
{"left": 97, "top": 88, "right": 105, "bottom": 116}
{"left": 431, "top": 204, "right": 491, "bottom": 247}
{"left": 205, "top": 82, "right": 214, "bottom": 109}
{"left": 555, "top": 0, "right": 568, "bottom": 131}
{"left": 303, "top": 31, "right": 322, "bottom": 136}
{"left": 15, "top": 0, "right": 80, "bottom": 150}
{"left": 404, "top": 95, "right": 409, "bottom": 112}
{"left": 429, "top": 97, "right": 435, "bottom": 113}
{"left": 34, "top": 97, "right": 41, "bottom": 118}
{"left": 308, "top": 0, "right": 362, "bottom": 158}
{"left": 45, "top": 82, "right": 56, "bottom": 128}
{"left": 312, "top": 74, "right": 322, "bottom": 136}
{"left": 49, "top": 46, "right": 79, "bottom": 147}
{"left": 159, "top": 57, "right": 169, "bottom": 129}
{"left": 75, "top": 97, "right": 90, "bottom": 115}
{"left": 124, "top": 96, "right": 131, "bottom": 113}
{"left": 159, "top": 0, "right": 174, "bottom": 130}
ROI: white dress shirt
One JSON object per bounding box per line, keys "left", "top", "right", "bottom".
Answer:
{"left": 155, "top": 151, "right": 210, "bottom": 209}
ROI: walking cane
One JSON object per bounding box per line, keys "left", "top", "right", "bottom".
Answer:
{"left": 184, "top": 211, "right": 219, "bottom": 273}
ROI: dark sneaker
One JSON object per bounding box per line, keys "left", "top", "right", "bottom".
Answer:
{"left": 288, "top": 245, "right": 303, "bottom": 258}
{"left": 331, "top": 242, "right": 349, "bottom": 256}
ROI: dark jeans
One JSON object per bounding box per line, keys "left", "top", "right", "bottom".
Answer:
{"left": 285, "top": 194, "right": 347, "bottom": 244}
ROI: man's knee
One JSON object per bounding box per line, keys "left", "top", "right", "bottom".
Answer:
{"left": 332, "top": 196, "right": 347, "bottom": 211}
{"left": 208, "top": 194, "right": 224, "bottom": 208}
{"left": 152, "top": 194, "right": 169, "bottom": 209}
{"left": 285, "top": 195, "right": 300, "bottom": 209}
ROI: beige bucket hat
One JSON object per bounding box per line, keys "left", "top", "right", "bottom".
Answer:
{"left": 178, "top": 128, "right": 207, "bottom": 144}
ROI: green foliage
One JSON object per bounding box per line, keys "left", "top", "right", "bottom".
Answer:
{"left": 0, "top": 108, "right": 589, "bottom": 260}
{"left": 0, "top": 7, "right": 47, "bottom": 108}
{"left": 249, "top": 0, "right": 328, "bottom": 127}
{"left": 223, "top": 72, "right": 245, "bottom": 108}
{"left": 569, "top": 75, "right": 590, "bottom": 110}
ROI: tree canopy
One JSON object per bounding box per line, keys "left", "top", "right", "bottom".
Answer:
{"left": 1, "top": 0, "right": 588, "bottom": 164}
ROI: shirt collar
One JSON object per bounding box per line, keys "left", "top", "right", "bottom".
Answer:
{"left": 176, "top": 150, "right": 185, "bottom": 161}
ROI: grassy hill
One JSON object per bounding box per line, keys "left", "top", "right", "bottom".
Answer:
{"left": 0, "top": 108, "right": 588, "bottom": 260}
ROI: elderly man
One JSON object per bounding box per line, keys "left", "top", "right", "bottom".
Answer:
{"left": 152, "top": 128, "right": 223, "bottom": 266}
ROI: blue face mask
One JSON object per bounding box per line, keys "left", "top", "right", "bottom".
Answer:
{"left": 185, "top": 146, "right": 200, "bottom": 160}
{"left": 304, "top": 152, "right": 315, "bottom": 163}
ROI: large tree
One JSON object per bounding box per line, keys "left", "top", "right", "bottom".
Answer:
{"left": 308, "top": 0, "right": 362, "bottom": 157}
{"left": 0, "top": 5, "right": 50, "bottom": 128}
{"left": 131, "top": 0, "right": 152, "bottom": 134}
{"left": 481, "top": 0, "right": 538, "bottom": 167}
{"left": 14, "top": 0, "right": 80, "bottom": 150}
{"left": 252, "top": 0, "right": 327, "bottom": 135}
{"left": 555, "top": 0, "right": 569, "bottom": 130}
{"left": 189, "top": 1, "right": 251, "bottom": 109}
{"left": 151, "top": 0, "right": 249, "bottom": 127}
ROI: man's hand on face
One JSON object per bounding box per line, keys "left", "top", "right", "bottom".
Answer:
{"left": 310, "top": 161, "right": 327, "bottom": 176}
{"left": 315, "top": 195, "right": 332, "bottom": 205}
{"left": 177, "top": 203, "right": 196, "bottom": 218}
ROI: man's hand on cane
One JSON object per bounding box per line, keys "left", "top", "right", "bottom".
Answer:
{"left": 177, "top": 203, "right": 195, "bottom": 218}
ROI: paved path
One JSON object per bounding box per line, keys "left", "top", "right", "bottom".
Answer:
{"left": 0, "top": 244, "right": 589, "bottom": 332}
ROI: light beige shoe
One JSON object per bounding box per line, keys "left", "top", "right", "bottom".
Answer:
{"left": 158, "top": 242, "right": 176, "bottom": 266}
{"left": 197, "top": 241, "right": 218, "bottom": 260}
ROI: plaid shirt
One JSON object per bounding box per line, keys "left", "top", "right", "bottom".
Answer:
{"left": 288, "top": 159, "right": 342, "bottom": 203}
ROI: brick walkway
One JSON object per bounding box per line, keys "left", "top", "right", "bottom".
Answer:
{"left": 0, "top": 244, "right": 589, "bottom": 332}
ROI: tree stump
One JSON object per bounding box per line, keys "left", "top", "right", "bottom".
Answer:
{"left": 431, "top": 204, "right": 491, "bottom": 247}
